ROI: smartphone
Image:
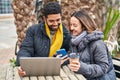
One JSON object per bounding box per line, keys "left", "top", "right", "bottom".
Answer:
{"left": 56, "top": 49, "right": 67, "bottom": 57}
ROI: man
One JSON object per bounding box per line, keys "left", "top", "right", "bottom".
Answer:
{"left": 17, "top": 2, "right": 71, "bottom": 76}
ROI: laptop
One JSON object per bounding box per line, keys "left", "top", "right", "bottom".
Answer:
{"left": 20, "top": 57, "right": 61, "bottom": 76}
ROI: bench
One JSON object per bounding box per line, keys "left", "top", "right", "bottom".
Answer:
{"left": 1, "top": 64, "right": 86, "bottom": 80}
{"left": 112, "top": 58, "right": 120, "bottom": 78}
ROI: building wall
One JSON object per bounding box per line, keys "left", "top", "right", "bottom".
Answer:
{"left": 0, "top": 0, "right": 13, "bottom": 14}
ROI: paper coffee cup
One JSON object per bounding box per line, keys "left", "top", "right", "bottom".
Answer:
{"left": 69, "top": 53, "right": 79, "bottom": 64}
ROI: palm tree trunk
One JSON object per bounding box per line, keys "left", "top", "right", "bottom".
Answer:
{"left": 11, "top": 0, "right": 37, "bottom": 47}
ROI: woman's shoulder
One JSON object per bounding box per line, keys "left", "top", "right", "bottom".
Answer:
{"left": 89, "top": 40, "right": 106, "bottom": 50}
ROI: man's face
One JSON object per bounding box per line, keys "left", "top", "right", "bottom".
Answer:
{"left": 45, "top": 14, "right": 61, "bottom": 31}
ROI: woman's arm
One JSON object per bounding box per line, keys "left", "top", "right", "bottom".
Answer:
{"left": 77, "top": 40, "right": 109, "bottom": 78}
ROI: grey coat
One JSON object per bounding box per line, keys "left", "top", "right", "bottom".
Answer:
{"left": 16, "top": 22, "right": 71, "bottom": 66}
{"left": 71, "top": 31, "right": 116, "bottom": 79}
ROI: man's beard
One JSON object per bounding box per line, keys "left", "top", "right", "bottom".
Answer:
{"left": 48, "top": 23, "right": 60, "bottom": 31}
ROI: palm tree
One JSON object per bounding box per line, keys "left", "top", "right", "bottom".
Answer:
{"left": 11, "top": 0, "right": 37, "bottom": 48}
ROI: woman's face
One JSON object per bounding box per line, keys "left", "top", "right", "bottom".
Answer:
{"left": 70, "top": 16, "right": 83, "bottom": 36}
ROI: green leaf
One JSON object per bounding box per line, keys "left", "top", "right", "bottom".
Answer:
{"left": 103, "top": 7, "right": 120, "bottom": 40}
{"left": 9, "top": 58, "right": 17, "bottom": 67}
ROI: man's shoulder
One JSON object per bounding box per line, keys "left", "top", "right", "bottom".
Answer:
{"left": 62, "top": 23, "right": 68, "bottom": 30}
{"left": 28, "top": 22, "right": 45, "bottom": 31}
{"left": 62, "top": 23, "right": 70, "bottom": 34}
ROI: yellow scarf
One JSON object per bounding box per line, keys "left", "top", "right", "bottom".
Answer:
{"left": 45, "top": 23, "right": 63, "bottom": 57}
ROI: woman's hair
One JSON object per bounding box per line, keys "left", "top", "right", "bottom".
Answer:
{"left": 43, "top": 2, "right": 62, "bottom": 18}
{"left": 71, "top": 9, "right": 97, "bottom": 33}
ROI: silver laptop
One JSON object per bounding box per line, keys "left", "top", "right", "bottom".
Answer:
{"left": 20, "top": 57, "right": 61, "bottom": 76}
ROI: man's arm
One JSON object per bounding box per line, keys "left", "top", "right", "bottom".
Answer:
{"left": 16, "top": 26, "right": 35, "bottom": 66}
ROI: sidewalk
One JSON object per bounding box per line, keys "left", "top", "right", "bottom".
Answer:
{"left": 0, "top": 14, "right": 13, "bottom": 19}
{"left": 0, "top": 14, "right": 18, "bottom": 80}
{"left": 0, "top": 14, "right": 17, "bottom": 66}
{"left": 0, "top": 48, "right": 15, "bottom": 65}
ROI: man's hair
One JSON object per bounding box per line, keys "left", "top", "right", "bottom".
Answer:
{"left": 43, "top": 2, "right": 62, "bottom": 17}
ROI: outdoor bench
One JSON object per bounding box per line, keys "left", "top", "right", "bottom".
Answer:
{"left": 112, "top": 58, "right": 120, "bottom": 78}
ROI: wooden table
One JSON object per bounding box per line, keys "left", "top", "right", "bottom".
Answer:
{"left": 3, "top": 64, "right": 86, "bottom": 80}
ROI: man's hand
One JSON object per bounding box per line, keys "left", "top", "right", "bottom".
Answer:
{"left": 18, "top": 66, "right": 26, "bottom": 77}
{"left": 56, "top": 55, "right": 69, "bottom": 65}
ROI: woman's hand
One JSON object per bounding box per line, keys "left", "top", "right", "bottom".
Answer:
{"left": 18, "top": 66, "right": 26, "bottom": 77}
{"left": 69, "top": 60, "right": 80, "bottom": 72}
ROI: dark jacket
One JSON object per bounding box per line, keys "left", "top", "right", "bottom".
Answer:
{"left": 72, "top": 31, "right": 116, "bottom": 79}
{"left": 16, "top": 22, "right": 71, "bottom": 66}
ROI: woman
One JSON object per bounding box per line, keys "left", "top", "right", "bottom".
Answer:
{"left": 69, "top": 9, "right": 116, "bottom": 80}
